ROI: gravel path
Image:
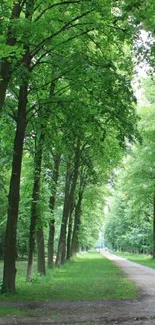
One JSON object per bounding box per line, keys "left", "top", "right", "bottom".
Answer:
{"left": 1, "top": 252, "right": 155, "bottom": 325}
{"left": 100, "top": 251, "right": 155, "bottom": 324}
{"left": 101, "top": 251, "right": 155, "bottom": 297}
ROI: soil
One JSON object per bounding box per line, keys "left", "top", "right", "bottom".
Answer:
{"left": 1, "top": 251, "right": 155, "bottom": 325}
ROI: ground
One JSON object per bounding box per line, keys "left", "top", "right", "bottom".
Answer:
{"left": 1, "top": 252, "right": 155, "bottom": 325}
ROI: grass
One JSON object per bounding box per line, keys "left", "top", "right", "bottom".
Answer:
{"left": 0, "top": 251, "right": 138, "bottom": 303}
{"left": 0, "top": 306, "right": 106, "bottom": 323}
{"left": 0, "top": 306, "right": 30, "bottom": 316}
{"left": 0, "top": 306, "right": 59, "bottom": 320}
{"left": 113, "top": 251, "right": 155, "bottom": 269}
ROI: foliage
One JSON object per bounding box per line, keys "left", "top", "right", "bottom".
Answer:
{"left": 121, "top": 0, "right": 155, "bottom": 68}
{"left": 104, "top": 77, "right": 155, "bottom": 254}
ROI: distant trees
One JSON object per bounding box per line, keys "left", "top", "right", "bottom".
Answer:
{"left": 104, "top": 77, "right": 155, "bottom": 256}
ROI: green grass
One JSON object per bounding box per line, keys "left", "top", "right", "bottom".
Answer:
{"left": 114, "top": 251, "right": 155, "bottom": 269}
{"left": 0, "top": 252, "right": 138, "bottom": 302}
{"left": 0, "top": 307, "right": 30, "bottom": 316}
{"left": 0, "top": 306, "right": 60, "bottom": 320}
{"left": 0, "top": 306, "right": 106, "bottom": 323}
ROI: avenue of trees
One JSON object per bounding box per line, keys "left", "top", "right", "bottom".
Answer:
{"left": 0, "top": 0, "right": 154, "bottom": 293}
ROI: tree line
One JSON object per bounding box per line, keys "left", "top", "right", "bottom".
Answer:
{"left": 104, "top": 77, "right": 155, "bottom": 256}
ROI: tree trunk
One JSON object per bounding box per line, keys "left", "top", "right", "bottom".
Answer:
{"left": 27, "top": 76, "right": 56, "bottom": 277}
{"left": 48, "top": 218, "right": 55, "bottom": 268}
{"left": 153, "top": 193, "right": 155, "bottom": 259}
{"left": 67, "top": 204, "right": 74, "bottom": 260}
{"left": 27, "top": 133, "right": 44, "bottom": 281}
{"left": 0, "top": 61, "right": 11, "bottom": 114}
{"left": 2, "top": 83, "right": 28, "bottom": 292}
{"left": 56, "top": 140, "right": 81, "bottom": 267}
{"left": 36, "top": 228, "right": 46, "bottom": 275}
{"left": 0, "top": 1, "right": 24, "bottom": 114}
{"left": 48, "top": 155, "right": 61, "bottom": 268}
{"left": 55, "top": 160, "right": 72, "bottom": 267}
{"left": 71, "top": 191, "right": 83, "bottom": 256}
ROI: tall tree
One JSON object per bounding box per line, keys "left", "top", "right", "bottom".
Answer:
{"left": 2, "top": 0, "right": 34, "bottom": 292}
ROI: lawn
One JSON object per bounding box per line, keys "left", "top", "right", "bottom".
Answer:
{"left": 0, "top": 251, "right": 138, "bottom": 302}
{"left": 114, "top": 251, "right": 155, "bottom": 269}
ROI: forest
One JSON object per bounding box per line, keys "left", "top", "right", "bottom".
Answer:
{"left": 0, "top": 0, "right": 154, "bottom": 294}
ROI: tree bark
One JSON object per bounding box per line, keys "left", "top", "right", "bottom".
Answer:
{"left": 36, "top": 228, "right": 46, "bottom": 275}
{"left": 153, "top": 193, "right": 155, "bottom": 259}
{"left": 2, "top": 83, "right": 28, "bottom": 292}
{"left": 71, "top": 191, "right": 83, "bottom": 256}
{"left": 67, "top": 203, "right": 74, "bottom": 260}
{"left": 48, "top": 155, "right": 61, "bottom": 268}
{"left": 27, "top": 133, "right": 44, "bottom": 281}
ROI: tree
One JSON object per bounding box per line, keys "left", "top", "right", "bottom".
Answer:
{"left": 2, "top": 0, "right": 35, "bottom": 293}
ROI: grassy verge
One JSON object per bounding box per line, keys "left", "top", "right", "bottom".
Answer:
{"left": 113, "top": 251, "right": 155, "bottom": 269}
{"left": 0, "top": 252, "right": 138, "bottom": 302}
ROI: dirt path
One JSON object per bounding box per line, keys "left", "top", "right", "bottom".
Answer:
{"left": 1, "top": 252, "right": 155, "bottom": 325}
{"left": 101, "top": 251, "right": 155, "bottom": 297}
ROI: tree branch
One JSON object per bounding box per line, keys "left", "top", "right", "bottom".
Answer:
{"left": 31, "top": 27, "right": 95, "bottom": 67}
{"left": 31, "top": 9, "right": 95, "bottom": 57}
{"left": 34, "top": 0, "right": 83, "bottom": 22}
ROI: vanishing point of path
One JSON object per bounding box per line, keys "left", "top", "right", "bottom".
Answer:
{"left": 1, "top": 252, "right": 155, "bottom": 325}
